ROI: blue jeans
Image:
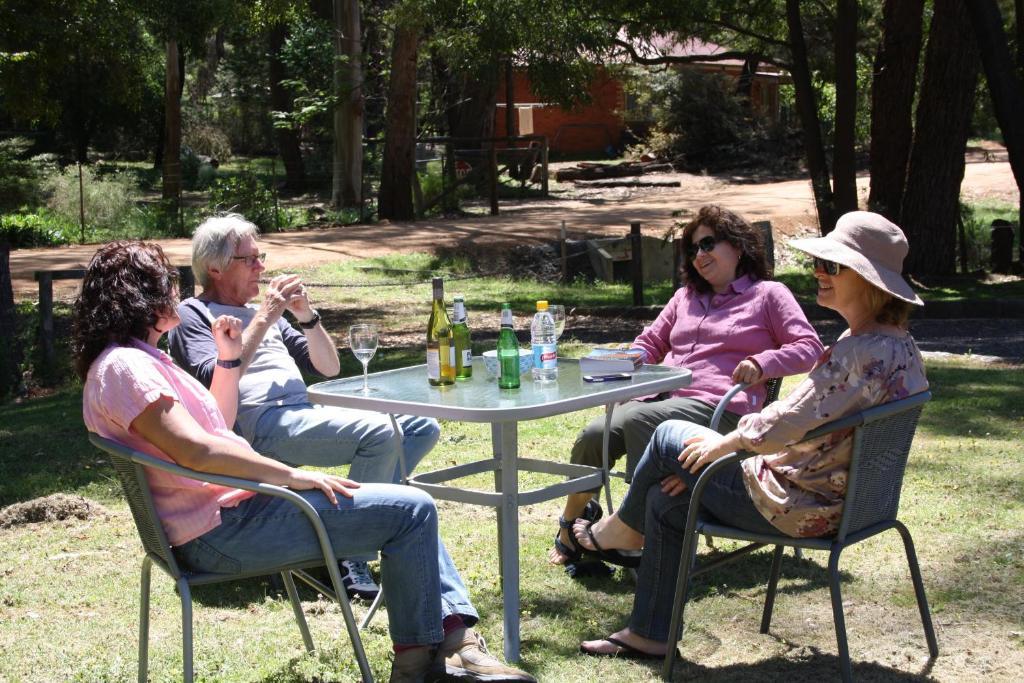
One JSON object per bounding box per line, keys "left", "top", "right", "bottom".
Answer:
{"left": 616, "top": 420, "right": 777, "bottom": 642}
{"left": 241, "top": 402, "right": 440, "bottom": 484}
{"left": 174, "top": 484, "right": 478, "bottom": 646}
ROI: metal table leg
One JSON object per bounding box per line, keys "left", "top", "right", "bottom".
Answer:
{"left": 602, "top": 402, "right": 616, "bottom": 512}
{"left": 495, "top": 421, "right": 521, "bottom": 661}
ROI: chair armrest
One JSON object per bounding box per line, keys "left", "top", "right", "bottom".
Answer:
{"left": 709, "top": 383, "right": 749, "bottom": 431}
{"left": 87, "top": 433, "right": 346, "bottom": 582}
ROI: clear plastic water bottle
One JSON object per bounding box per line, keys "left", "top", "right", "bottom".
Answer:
{"left": 531, "top": 300, "right": 558, "bottom": 382}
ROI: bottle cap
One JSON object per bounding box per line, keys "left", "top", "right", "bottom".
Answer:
{"left": 536, "top": 300, "right": 548, "bottom": 311}
{"left": 501, "top": 302, "right": 511, "bottom": 309}
{"left": 454, "top": 295, "right": 464, "bottom": 302}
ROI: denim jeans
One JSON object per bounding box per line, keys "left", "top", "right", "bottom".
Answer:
{"left": 241, "top": 402, "right": 440, "bottom": 484}
{"left": 569, "top": 396, "right": 741, "bottom": 484}
{"left": 174, "top": 483, "right": 478, "bottom": 646}
{"left": 615, "top": 420, "right": 777, "bottom": 642}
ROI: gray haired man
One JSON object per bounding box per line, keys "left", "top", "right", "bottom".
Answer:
{"left": 169, "top": 214, "right": 440, "bottom": 600}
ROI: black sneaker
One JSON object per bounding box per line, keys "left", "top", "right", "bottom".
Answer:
{"left": 340, "top": 560, "right": 380, "bottom": 600}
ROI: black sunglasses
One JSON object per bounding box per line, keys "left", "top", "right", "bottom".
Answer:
{"left": 686, "top": 236, "right": 719, "bottom": 260}
{"left": 813, "top": 257, "right": 845, "bottom": 276}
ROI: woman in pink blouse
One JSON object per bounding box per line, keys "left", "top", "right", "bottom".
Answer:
{"left": 550, "top": 205, "right": 823, "bottom": 566}
{"left": 574, "top": 211, "right": 928, "bottom": 659}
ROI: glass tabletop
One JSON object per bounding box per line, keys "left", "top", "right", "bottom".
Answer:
{"left": 308, "top": 358, "right": 692, "bottom": 422}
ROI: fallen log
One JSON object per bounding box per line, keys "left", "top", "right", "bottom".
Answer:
{"left": 573, "top": 179, "right": 682, "bottom": 188}
{"left": 555, "top": 161, "right": 673, "bottom": 182}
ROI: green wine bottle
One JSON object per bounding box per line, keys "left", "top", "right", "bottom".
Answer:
{"left": 427, "top": 277, "right": 455, "bottom": 386}
{"left": 497, "top": 303, "right": 520, "bottom": 389}
{"left": 452, "top": 295, "right": 472, "bottom": 380}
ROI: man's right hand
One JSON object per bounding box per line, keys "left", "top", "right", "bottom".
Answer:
{"left": 212, "top": 315, "right": 243, "bottom": 360}
{"left": 257, "top": 274, "right": 305, "bottom": 326}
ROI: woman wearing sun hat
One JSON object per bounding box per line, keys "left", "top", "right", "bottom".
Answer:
{"left": 574, "top": 211, "right": 930, "bottom": 659}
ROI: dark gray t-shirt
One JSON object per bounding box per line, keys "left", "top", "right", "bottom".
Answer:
{"left": 168, "top": 297, "right": 322, "bottom": 438}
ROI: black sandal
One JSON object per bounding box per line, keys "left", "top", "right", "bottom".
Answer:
{"left": 578, "top": 520, "right": 642, "bottom": 569}
{"left": 552, "top": 500, "right": 603, "bottom": 563}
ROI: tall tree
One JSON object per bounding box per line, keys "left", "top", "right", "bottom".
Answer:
{"left": 965, "top": 0, "right": 1024, "bottom": 236}
{"left": 332, "top": 0, "right": 363, "bottom": 207}
{"left": 268, "top": 22, "right": 307, "bottom": 191}
{"left": 831, "top": 0, "right": 859, "bottom": 217}
{"left": 785, "top": 0, "right": 836, "bottom": 232}
{"left": 0, "top": 240, "right": 16, "bottom": 400}
{"left": 162, "top": 40, "right": 183, "bottom": 201}
{"left": 901, "top": 0, "right": 979, "bottom": 276}
{"left": 867, "top": 0, "right": 925, "bottom": 223}
{"left": 378, "top": 23, "right": 420, "bottom": 220}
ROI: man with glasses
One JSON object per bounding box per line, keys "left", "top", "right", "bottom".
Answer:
{"left": 168, "top": 213, "right": 440, "bottom": 600}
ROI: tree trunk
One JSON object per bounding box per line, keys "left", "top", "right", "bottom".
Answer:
{"left": 443, "top": 61, "right": 499, "bottom": 141}
{"left": 332, "top": 0, "right": 363, "bottom": 207}
{"left": 965, "top": 0, "right": 1024, "bottom": 236}
{"left": 0, "top": 241, "right": 19, "bottom": 399}
{"left": 785, "top": 0, "right": 836, "bottom": 233}
{"left": 901, "top": 0, "right": 979, "bottom": 276}
{"left": 831, "top": 0, "right": 859, "bottom": 216}
{"left": 162, "top": 40, "right": 182, "bottom": 201}
{"left": 268, "top": 23, "right": 306, "bottom": 192}
{"left": 378, "top": 25, "right": 419, "bottom": 221}
{"left": 867, "top": 0, "right": 925, "bottom": 222}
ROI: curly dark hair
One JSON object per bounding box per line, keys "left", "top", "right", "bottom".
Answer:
{"left": 679, "top": 205, "right": 772, "bottom": 293}
{"left": 71, "top": 241, "right": 179, "bottom": 379}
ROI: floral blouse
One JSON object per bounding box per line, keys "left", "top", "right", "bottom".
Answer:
{"left": 738, "top": 332, "right": 929, "bottom": 538}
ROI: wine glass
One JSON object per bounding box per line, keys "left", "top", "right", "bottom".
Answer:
{"left": 549, "top": 304, "right": 566, "bottom": 340}
{"left": 349, "top": 324, "right": 378, "bottom": 393}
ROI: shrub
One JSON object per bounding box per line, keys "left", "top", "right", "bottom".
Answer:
{"left": 43, "top": 165, "right": 138, "bottom": 234}
{"left": 207, "top": 172, "right": 279, "bottom": 232}
{"left": 0, "top": 212, "right": 74, "bottom": 248}
{"left": 0, "top": 137, "right": 42, "bottom": 213}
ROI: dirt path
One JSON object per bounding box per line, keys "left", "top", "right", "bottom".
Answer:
{"left": 9, "top": 158, "right": 1018, "bottom": 299}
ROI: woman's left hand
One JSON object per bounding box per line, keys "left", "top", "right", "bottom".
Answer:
{"left": 731, "top": 359, "right": 763, "bottom": 385}
{"left": 678, "top": 435, "right": 728, "bottom": 474}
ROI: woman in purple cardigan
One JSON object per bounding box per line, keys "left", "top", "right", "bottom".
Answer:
{"left": 550, "top": 205, "right": 823, "bottom": 567}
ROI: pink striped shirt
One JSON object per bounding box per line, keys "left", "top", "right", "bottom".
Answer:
{"left": 631, "top": 276, "right": 824, "bottom": 414}
{"left": 82, "top": 340, "right": 255, "bottom": 546}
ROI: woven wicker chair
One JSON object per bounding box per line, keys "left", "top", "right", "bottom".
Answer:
{"left": 661, "top": 390, "right": 937, "bottom": 683}
{"left": 88, "top": 433, "right": 373, "bottom": 683}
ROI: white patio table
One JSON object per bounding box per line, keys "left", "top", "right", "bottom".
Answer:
{"left": 307, "top": 358, "right": 691, "bottom": 661}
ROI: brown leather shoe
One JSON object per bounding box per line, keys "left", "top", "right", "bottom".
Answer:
{"left": 389, "top": 646, "right": 442, "bottom": 683}
{"left": 436, "top": 628, "right": 537, "bottom": 682}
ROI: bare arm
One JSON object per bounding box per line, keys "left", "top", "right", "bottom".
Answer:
{"left": 131, "top": 397, "right": 359, "bottom": 504}
{"left": 207, "top": 315, "right": 243, "bottom": 426}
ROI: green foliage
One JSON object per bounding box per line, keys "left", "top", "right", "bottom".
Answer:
{"left": 0, "top": 137, "right": 41, "bottom": 213}
{"left": 206, "top": 171, "right": 303, "bottom": 233}
{"left": 643, "top": 69, "right": 798, "bottom": 172}
{"left": 0, "top": 212, "right": 73, "bottom": 248}
{"left": 274, "top": 13, "right": 336, "bottom": 137}
{"left": 42, "top": 165, "right": 139, "bottom": 236}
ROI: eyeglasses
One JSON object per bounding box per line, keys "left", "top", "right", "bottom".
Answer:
{"left": 812, "top": 257, "right": 845, "bottom": 276}
{"left": 230, "top": 252, "right": 266, "bottom": 267}
{"left": 686, "top": 236, "right": 720, "bottom": 260}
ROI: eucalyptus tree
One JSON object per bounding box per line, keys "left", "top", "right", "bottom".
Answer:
{"left": 133, "top": 0, "right": 243, "bottom": 201}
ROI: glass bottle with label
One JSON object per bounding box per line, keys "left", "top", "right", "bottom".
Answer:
{"left": 452, "top": 295, "right": 473, "bottom": 380}
{"left": 426, "top": 277, "right": 455, "bottom": 386}
{"left": 530, "top": 300, "right": 558, "bottom": 382}
{"left": 497, "top": 303, "right": 520, "bottom": 389}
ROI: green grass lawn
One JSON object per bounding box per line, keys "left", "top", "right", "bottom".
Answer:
{"left": 1, "top": 355, "right": 1022, "bottom": 681}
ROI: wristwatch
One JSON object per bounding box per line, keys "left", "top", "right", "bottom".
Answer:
{"left": 298, "top": 310, "right": 321, "bottom": 329}
{"left": 216, "top": 358, "right": 242, "bottom": 369}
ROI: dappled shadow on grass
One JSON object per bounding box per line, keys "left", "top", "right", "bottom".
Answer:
{"left": 526, "top": 547, "right": 843, "bottom": 625}
{"left": 0, "top": 388, "right": 116, "bottom": 507}
{"left": 915, "top": 363, "right": 1024, "bottom": 439}
{"left": 669, "top": 649, "right": 936, "bottom": 682}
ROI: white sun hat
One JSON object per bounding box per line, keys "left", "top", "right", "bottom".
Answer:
{"left": 788, "top": 211, "right": 923, "bottom": 305}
